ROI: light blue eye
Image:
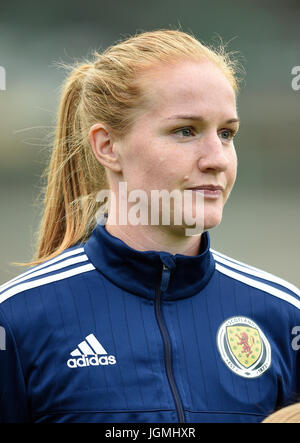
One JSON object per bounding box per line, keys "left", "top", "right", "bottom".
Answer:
{"left": 221, "top": 130, "right": 231, "bottom": 139}
{"left": 220, "top": 129, "right": 235, "bottom": 140}
{"left": 175, "top": 127, "right": 194, "bottom": 137}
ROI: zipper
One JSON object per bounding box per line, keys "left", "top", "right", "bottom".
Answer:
{"left": 154, "top": 263, "right": 185, "bottom": 423}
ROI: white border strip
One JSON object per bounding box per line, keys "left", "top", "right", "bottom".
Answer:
{"left": 211, "top": 248, "right": 263, "bottom": 272}
{"left": 212, "top": 250, "right": 300, "bottom": 298}
{"left": 215, "top": 263, "right": 300, "bottom": 310}
{"left": 0, "top": 247, "right": 85, "bottom": 290}
{"left": 0, "top": 263, "right": 95, "bottom": 304}
{"left": 0, "top": 254, "right": 89, "bottom": 293}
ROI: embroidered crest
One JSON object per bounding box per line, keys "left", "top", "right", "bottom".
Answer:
{"left": 217, "top": 316, "right": 271, "bottom": 378}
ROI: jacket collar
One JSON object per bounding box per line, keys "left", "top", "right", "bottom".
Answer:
{"left": 84, "top": 219, "right": 215, "bottom": 301}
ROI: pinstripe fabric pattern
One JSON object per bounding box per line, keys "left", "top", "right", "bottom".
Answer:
{"left": 0, "top": 225, "right": 300, "bottom": 423}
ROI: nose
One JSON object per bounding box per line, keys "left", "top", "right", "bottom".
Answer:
{"left": 197, "top": 131, "right": 230, "bottom": 172}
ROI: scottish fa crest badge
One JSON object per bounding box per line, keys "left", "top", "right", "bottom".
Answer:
{"left": 217, "top": 317, "right": 271, "bottom": 378}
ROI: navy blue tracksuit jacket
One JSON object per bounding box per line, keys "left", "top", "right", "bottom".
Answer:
{"left": 1, "top": 221, "right": 300, "bottom": 423}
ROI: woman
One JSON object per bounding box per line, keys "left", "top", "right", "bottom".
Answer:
{"left": 0, "top": 29, "right": 299, "bottom": 423}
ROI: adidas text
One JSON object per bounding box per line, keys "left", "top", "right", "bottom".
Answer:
{"left": 67, "top": 355, "right": 116, "bottom": 368}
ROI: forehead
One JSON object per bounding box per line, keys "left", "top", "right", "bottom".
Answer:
{"left": 139, "top": 61, "right": 237, "bottom": 120}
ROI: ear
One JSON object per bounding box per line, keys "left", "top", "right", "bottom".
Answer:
{"left": 89, "top": 123, "right": 122, "bottom": 172}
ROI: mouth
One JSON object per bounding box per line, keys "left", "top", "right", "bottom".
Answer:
{"left": 185, "top": 185, "right": 224, "bottom": 198}
{"left": 187, "top": 185, "right": 224, "bottom": 191}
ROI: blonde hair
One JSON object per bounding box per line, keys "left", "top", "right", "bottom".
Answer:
{"left": 262, "top": 403, "right": 300, "bottom": 423}
{"left": 17, "top": 28, "right": 242, "bottom": 267}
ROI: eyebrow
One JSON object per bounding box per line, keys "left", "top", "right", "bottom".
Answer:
{"left": 164, "top": 115, "right": 239, "bottom": 124}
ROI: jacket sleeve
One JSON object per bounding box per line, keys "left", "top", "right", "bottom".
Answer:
{"left": 0, "top": 308, "right": 30, "bottom": 422}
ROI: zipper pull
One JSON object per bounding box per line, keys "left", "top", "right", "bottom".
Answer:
{"left": 160, "top": 263, "right": 171, "bottom": 292}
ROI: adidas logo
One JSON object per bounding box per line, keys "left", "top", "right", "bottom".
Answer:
{"left": 67, "top": 333, "right": 116, "bottom": 368}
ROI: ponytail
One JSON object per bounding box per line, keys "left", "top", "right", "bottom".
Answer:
{"left": 15, "top": 63, "right": 107, "bottom": 267}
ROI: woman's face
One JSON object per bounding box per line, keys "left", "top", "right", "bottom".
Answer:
{"left": 114, "top": 60, "right": 239, "bottom": 233}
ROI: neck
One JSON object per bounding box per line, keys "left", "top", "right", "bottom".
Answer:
{"left": 105, "top": 217, "right": 203, "bottom": 256}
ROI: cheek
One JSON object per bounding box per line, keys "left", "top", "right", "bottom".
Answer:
{"left": 122, "top": 143, "right": 170, "bottom": 189}
{"left": 121, "top": 131, "right": 186, "bottom": 190}
{"left": 227, "top": 149, "right": 238, "bottom": 187}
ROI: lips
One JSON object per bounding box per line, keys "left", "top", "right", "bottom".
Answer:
{"left": 187, "top": 185, "right": 224, "bottom": 191}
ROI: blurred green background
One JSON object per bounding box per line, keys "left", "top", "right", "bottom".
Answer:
{"left": 0, "top": 0, "right": 299, "bottom": 286}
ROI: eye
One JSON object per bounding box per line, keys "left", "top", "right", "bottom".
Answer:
{"left": 219, "top": 128, "right": 236, "bottom": 141}
{"left": 173, "top": 127, "right": 195, "bottom": 137}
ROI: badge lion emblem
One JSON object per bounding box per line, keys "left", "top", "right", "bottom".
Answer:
{"left": 217, "top": 316, "right": 271, "bottom": 378}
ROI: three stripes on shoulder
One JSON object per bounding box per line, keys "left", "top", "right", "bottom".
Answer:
{"left": 0, "top": 247, "right": 95, "bottom": 304}
{"left": 0, "top": 246, "right": 299, "bottom": 310}
{"left": 212, "top": 248, "right": 300, "bottom": 310}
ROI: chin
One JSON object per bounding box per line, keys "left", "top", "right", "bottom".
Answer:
{"left": 202, "top": 207, "right": 224, "bottom": 230}
{"left": 174, "top": 214, "right": 222, "bottom": 237}
{"left": 203, "top": 214, "right": 223, "bottom": 230}
{"left": 185, "top": 204, "right": 223, "bottom": 230}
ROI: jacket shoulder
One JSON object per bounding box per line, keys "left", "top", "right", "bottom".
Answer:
{"left": 211, "top": 248, "right": 300, "bottom": 310}
{"left": 0, "top": 245, "right": 95, "bottom": 307}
